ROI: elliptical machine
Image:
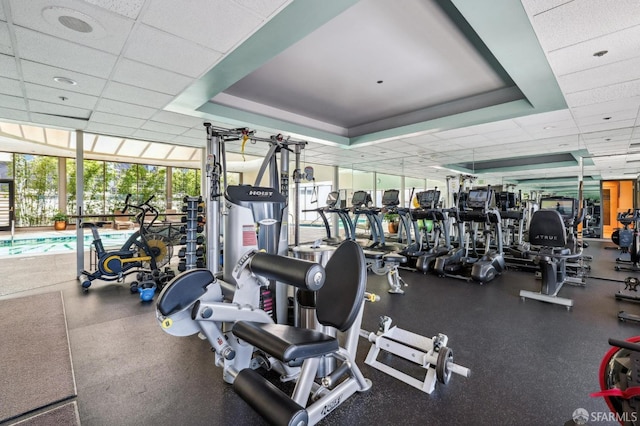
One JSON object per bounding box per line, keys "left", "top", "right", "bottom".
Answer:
{"left": 434, "top": 187, "right": 505, "bottom": 284}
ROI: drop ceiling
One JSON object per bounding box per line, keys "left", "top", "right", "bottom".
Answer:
{"left": 0, "top": 0, "right": 639, "bottom": 196}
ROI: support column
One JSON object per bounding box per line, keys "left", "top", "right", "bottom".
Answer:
{"left": 75, "top": 130, "right": 84, "bottom": 279}
{"left": 58, "top": 157, "right": 66, "bottom": 214}
{"left": 166, "top": 166, "right": 173, "bottom": 210}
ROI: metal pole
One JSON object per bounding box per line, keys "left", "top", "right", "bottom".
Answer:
{"left": 293, "top": 143, "right": 301, "bottom": 247}
{"left": 75, "top": 130, "right": 84, "bottom": 279}
{"left": 204, "top": 124, "right": 221, "bottom": 274}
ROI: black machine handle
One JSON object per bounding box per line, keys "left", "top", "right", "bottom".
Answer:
{"left": 122, "top": 194, "right": 132, "bottom": 213}
{"left": 249, "top": 253, "right": 325, "bottom": 291}
{"left": 609, "top": 338, "right": 640, "bottom": 353}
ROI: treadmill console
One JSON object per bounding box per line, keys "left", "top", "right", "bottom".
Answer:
{"left": 351, "top": 191, "right": 372, "bottom": 208}
{"left": 381, "top": 189, "right": 400, "bottom": 207}
{"left": 467, "top": 189, "right": 492, "bottom": 210}
{"left": 417, "top": 190, "right": 441, "bottom": 209}
{"left": 540, "top": 197, "right": 577, "bottom": 220}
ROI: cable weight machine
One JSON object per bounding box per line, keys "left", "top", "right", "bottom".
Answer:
{"left": 204, "top": 123, "right": 308, "bottom": 324}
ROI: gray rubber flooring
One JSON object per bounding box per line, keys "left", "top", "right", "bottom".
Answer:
{"left": 0, "top": 239, "right": 635, "bottom": 425}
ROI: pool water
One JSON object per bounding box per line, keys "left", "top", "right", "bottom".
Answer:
{"left": 0, "top": 231, "right": 135, "bottom": 257}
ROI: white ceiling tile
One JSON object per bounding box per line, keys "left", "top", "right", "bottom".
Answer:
{"left": 512, "top": 109, "right": 574, "bottom": 127}
{"left": 0, "top": 0, "right": 5, "bottom": 21}
{"left": 0, "top": 22, "right": 12, "bottom": 55}
{"left": 20, "top": 60, "right": 107, "bottom": 96}
{"left": 29, "top": 100, "right": 91, "bottom": 119}
{"left": 558, "top": 56, "right": 640, "bottom": 94}
{"left": 10, "top": 0, "right": 134, "bottom": 54}
{"left": 85, "top": 122, "right": 136, "bottom": 136}
{"left": 24, "top": 82, "right": 98, "bottom": 109}
{"left": 531, "top": 0, "right": 640, "bottom": 52}
{"left": 579, "top": 118, "right": 636, "bottom": 135}
{"left": 0, "top": 106, "right": 28, "bottom": 122}
{"left": 142, "top": 0, "right": 263, "bottom": 53}
{"left": 172, "top": 135, "right": 206, "bottom": 147}
{"left": 547, "top": 25, "right": 640, "bottom": 77}
{"left": 566, "top": 79, "right": 640, "bottom": 108}
{"left": 141, "top": 121, "right": 188, "bottom": 135}
{"left": 132, "top": 128, "right": 175, "bottom": 142}
{"left": 576, "top": 111, "right": 638, "bottom": 128}
{"left": 112, "top": 58, "right": 192, "bottom": 95}
{"left": 150, "top": 111, "right": 205, "bottom": 128}
{"left": 0, "top": 53, "right": 18, "bottom": 80}
{"left": 180, "top": 128, "right": 205, "bottom": 139}
{"left": 95, "top": 99, "right": 156, "bottom": 119}
{"left": 124, "top": 24, "right": 222, "bottom": 78}
{"left": 520, "top": 0, "right": 572, "bottom": 17}
{"left": 581, "top": 128, "right": 633, "bottom": 140}
{"left": 14, "top": 27, "right": 117, "bottom": 78}
{"left": 30, "top": 112, "right": 88, "bottom": 130}
{"left": 83, "top": 0, "right": 145, "bottom": 19}
{"left": 571, "top": 97, "right": 640, "bottom": 119}
{"left": 232, "top": 0, "right": 291, "bottom": 18}
{"left": 0, "top": 76, "right": 21, "bottom": 97}
{"left": 0, "top": 94, "right": 26, "bottom": 110}
{"left": 90, "top": 111, "right": 145, "bottom": 128}
{"left": 101, "top": 81, "right": 172, "bottom": 108}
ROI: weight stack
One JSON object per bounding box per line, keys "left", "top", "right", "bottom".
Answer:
{"left": 177, "top": 195, "right": 205, "bottom": 272}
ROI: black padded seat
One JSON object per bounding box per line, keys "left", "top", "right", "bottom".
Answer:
{"left": 363, "top": 250, "right": 384, "bottom": 260}
{"left": 383, "top": 253, "right": 407, "bottom": 264}
{"left": 157, "top": 269, "right": 213, "bottom": 316}
{"left": 232, "top": 240, "right": 366, "bottom": 365}
{"left": 232, "top": 322, "right": 338, "bottom": 365}
{"left": 529, "top": 209, "right": 568, "bottom": 248}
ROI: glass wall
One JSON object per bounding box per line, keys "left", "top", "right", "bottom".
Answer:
{"left": 0, "top": 151, "right": 202, "bottom": 227}
{"left": 12, "top": 154, "right": 59, "bottom": 226}
{"left": 0, "top": 152, "right": 11, "bottom": 179}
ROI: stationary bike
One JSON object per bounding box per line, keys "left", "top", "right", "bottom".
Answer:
{"left": 80, "top": 194, "right": 174, "bottom": 293}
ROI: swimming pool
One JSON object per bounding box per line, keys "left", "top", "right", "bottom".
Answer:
{"left": 0, "top": 231, "right": 136, "bottom": 257}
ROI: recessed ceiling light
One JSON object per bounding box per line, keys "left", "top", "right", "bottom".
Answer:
{"left": 543, "top": 126, "right": 555, "bottom": 130}
{"left": 53, "top": 76, "right": 77, "bottom": 85}
{"left": 42, "top": 6, "right": 107, "bottom": 39}
{"left": 593, "top": 50, "right": 608, "bottom": 57}
{"left": 377, "top": 80, "right": 383, "bottom": 84}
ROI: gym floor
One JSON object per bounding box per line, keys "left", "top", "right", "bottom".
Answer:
{"left": 0, "top": 240, "right": 634, "bottom": 426}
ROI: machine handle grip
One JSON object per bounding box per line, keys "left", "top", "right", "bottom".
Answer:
{"left": 122, "top": 194, "right": 131, "bottom": 213}
{"left": 249, "top": 253, "right": 325, "bottom": 291}
{"left": 608, "top": 338, "right": 640, "bottom": 353}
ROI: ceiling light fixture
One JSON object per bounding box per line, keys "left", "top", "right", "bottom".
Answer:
{"left": 53, "top": 76, "right": 77, "bottom": 85}
{"left": 543, "top": 126, "right": 555, "bottom": 130}
{"left": 603, "top": 116, "right": 611, "bottom": 120}
{"left": 376, "top": 80, "right": 383, "bottom": 84}
{"left": 593, "top": 50, "right": 608, "bottom": 57}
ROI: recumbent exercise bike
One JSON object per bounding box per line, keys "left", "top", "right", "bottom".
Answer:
{"left": 80, "top": 194, "right": 174, "bottom": 294}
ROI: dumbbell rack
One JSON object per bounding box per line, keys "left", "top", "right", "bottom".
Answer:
{"left": 177, "top": 196, "right": 205, "bottom": 272}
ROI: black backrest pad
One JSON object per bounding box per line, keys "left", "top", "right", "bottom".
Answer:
{"left": 316, "top": 240, "right": 367, "bottom": 332}
{"left": 529, "top": 209, "right": 567, "bottom": 248}
{"left": 157, "top": 269, "right": 213, "bottom": 316}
